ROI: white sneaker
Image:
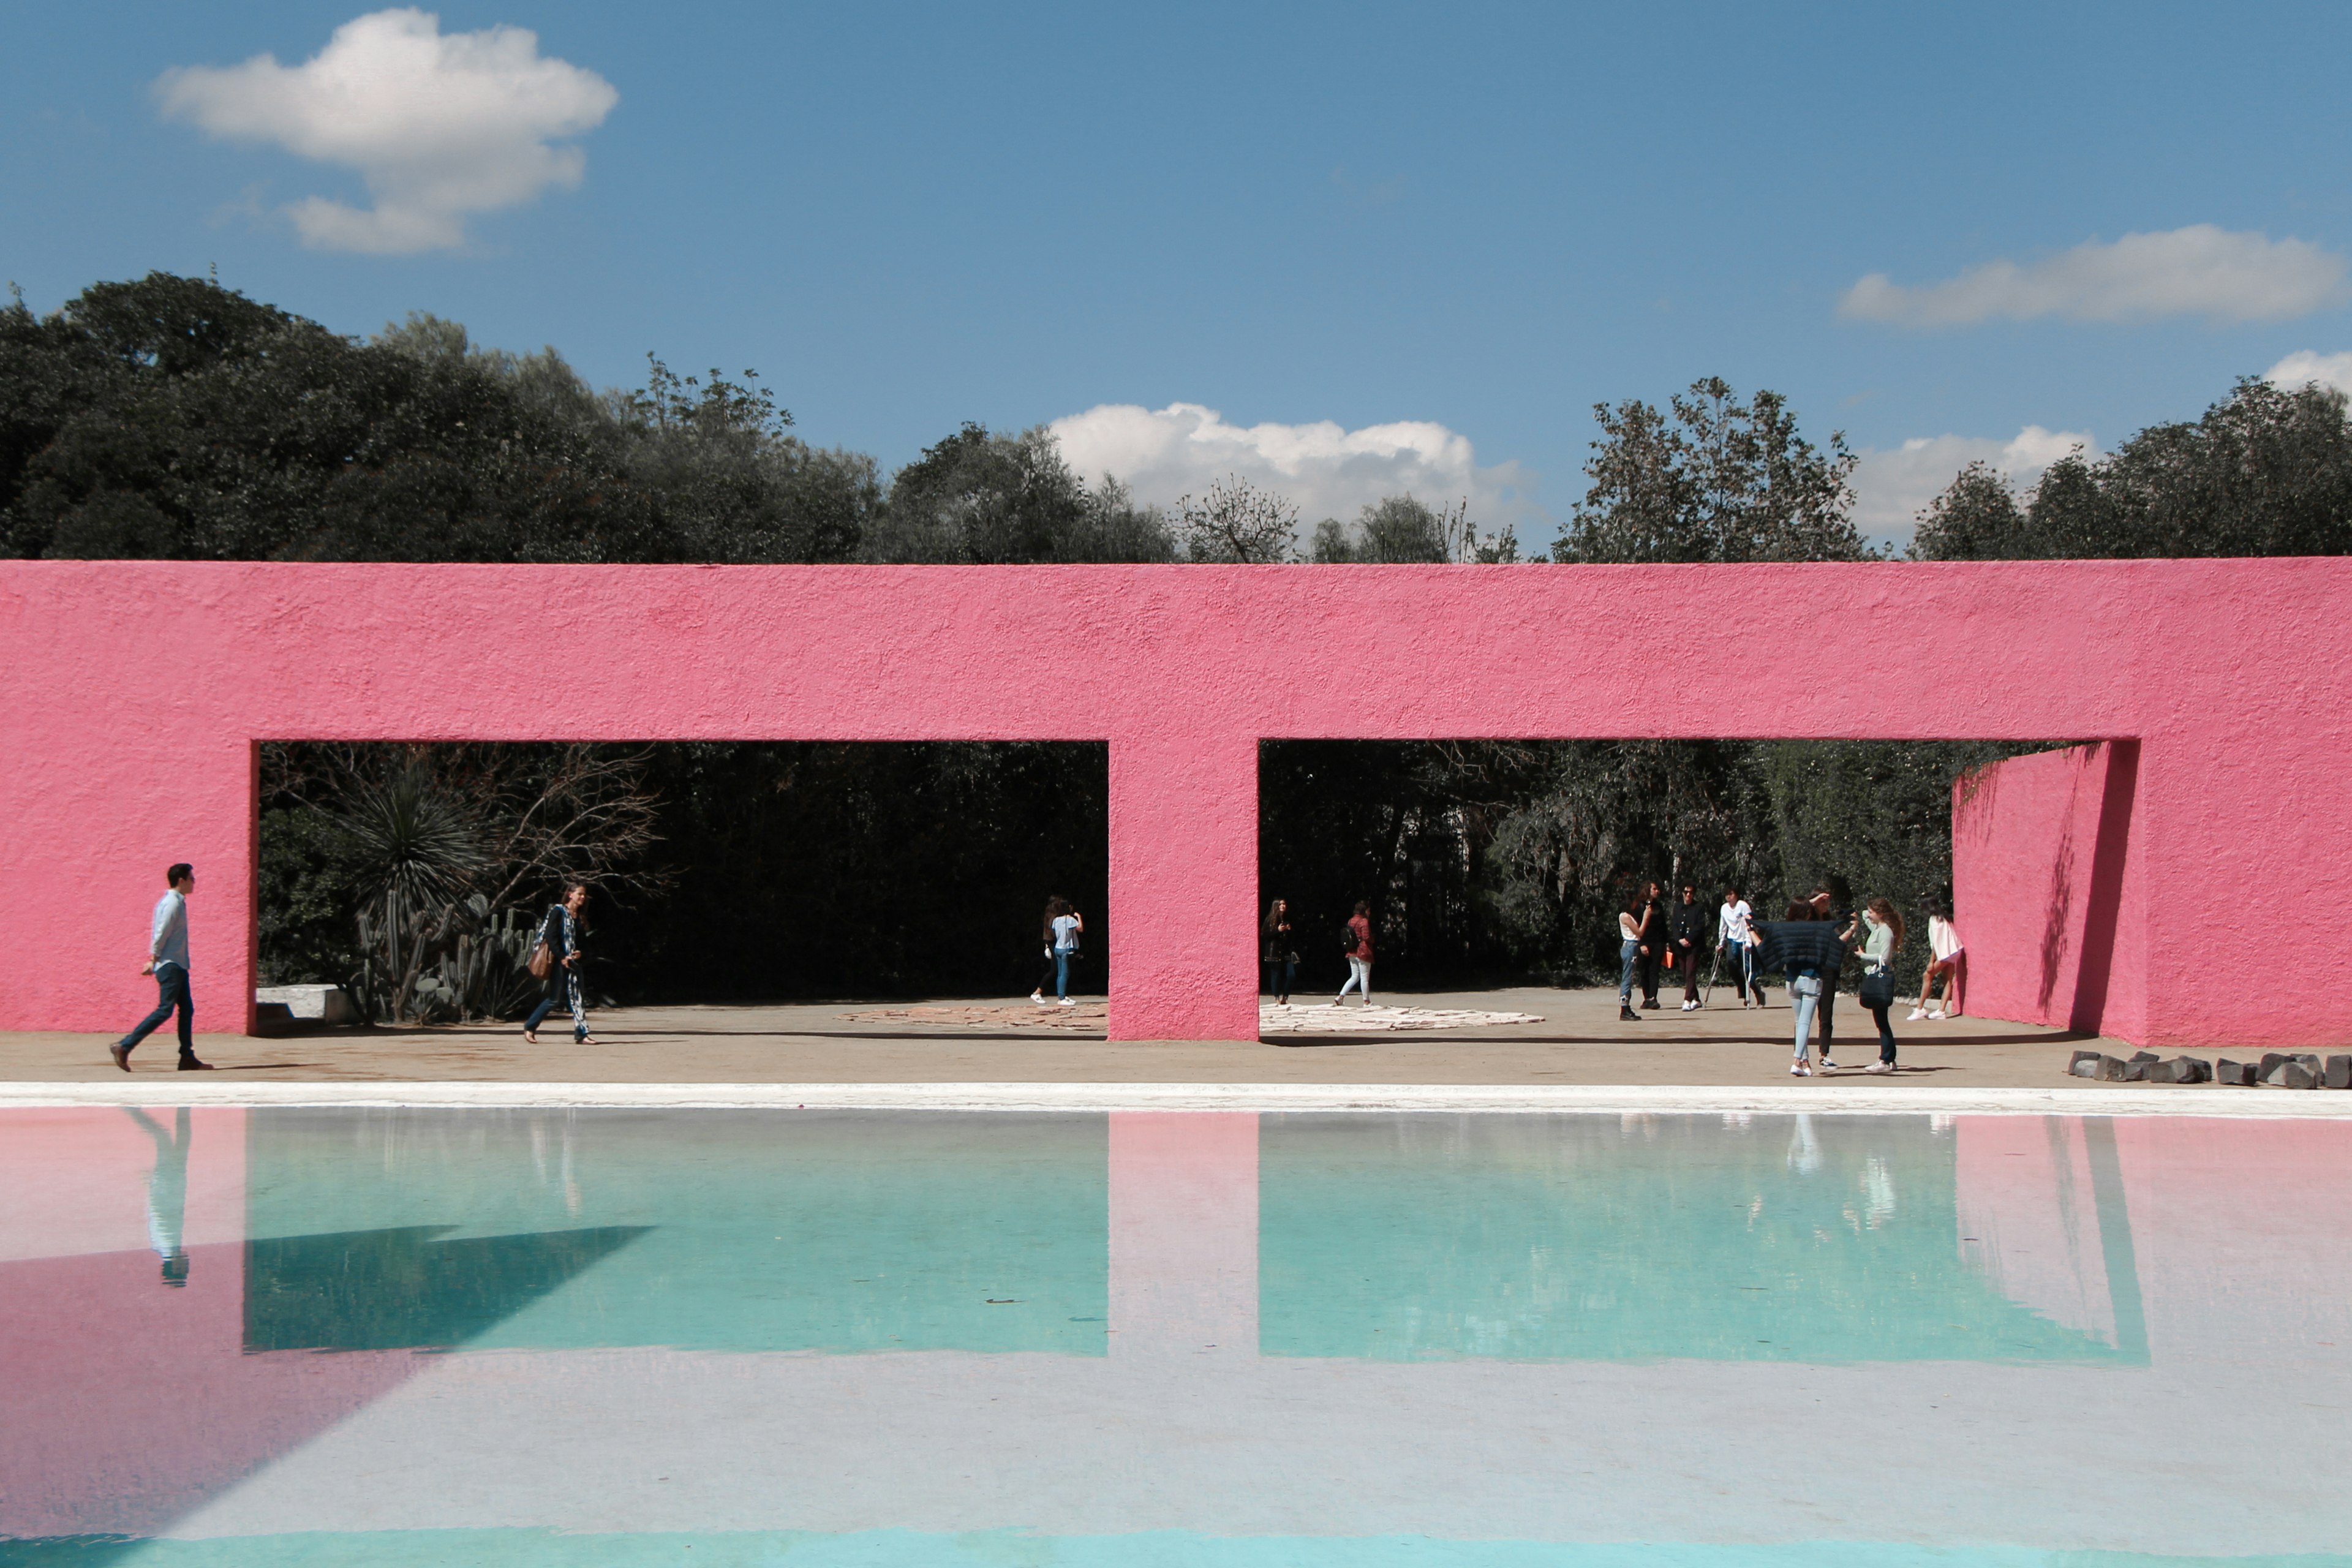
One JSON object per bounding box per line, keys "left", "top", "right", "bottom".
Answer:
{"left": 1865, "top": 1061, "right": 1893, "bottom": 1074}
{"left": 1030, "top": 992, "right": 1047, "bottom": 1006}
{"left": 1927, "top": 1010, "right": 1945, "bottom": 1020}
{"left": 1907, "top": 1008, "right": 1928, "bottom": 1022}
{"left": 1058, "top": 997, "right": 1077, "bottom": 1008}
{"left": 1790, "top": 1062, "right": 1811, "bottom": 1076}
{"left": 1681, "top": 1000, "right": 1697, "bottom": 1011}
{"left": 1819, "top": 1058, "right": 1838, "bottom": 1072}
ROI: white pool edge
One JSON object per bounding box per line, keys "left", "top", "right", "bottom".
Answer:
{"left": 4, "top": 1080, "right": 2351, "bottom": 1116}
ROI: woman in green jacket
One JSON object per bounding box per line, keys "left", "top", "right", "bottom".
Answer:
{"left": 1855, "top": 897, "right": 1904, "bottom": 1073}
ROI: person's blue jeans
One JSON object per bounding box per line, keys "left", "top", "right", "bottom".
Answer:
{"left": 121, "top": 962, "right": 194, "bottom": 1058}
{"left": 1055, "top": 949, "right": 1074, "bottom": 1000}
{"left": 1789, "top": 972, "right": 1822, "bottom": 1060}
{"left": 1265, "top": 959, "right": 1296, "bottom": 1001}
{"left": 1619, "top": 939, "right": 1641, "bottom": 1004}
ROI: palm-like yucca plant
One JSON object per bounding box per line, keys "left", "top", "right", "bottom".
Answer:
{"left": 333, "top": 760, "right": 488, "bottom": 1022}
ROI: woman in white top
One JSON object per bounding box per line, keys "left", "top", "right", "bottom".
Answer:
{"left": 1910, "top": 901, "right": 1963, "bottom": 1020}
{"left": 1717, "top": 886, "right": 1763, "bottom": 1008}
{"left": 1616, "top": 896, "right": 1646, "bottom": 1022}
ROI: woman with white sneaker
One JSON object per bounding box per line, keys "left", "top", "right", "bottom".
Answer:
{"left": 1912, "top": 901, "right": 1963, "bottom": 1020}
{"left": 1670, "top": 883, "right": 1710, "bottom": 1009}
{"left": 1030, "top": 897, "right": 1084, "bottom": 1008}
{"left": 1856, "top": 897, "right": 1904, "bottom": 1072}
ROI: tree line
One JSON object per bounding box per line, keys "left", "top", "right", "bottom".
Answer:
{"left": 10, "top": 274, "right": 2343, "bottom": 1014}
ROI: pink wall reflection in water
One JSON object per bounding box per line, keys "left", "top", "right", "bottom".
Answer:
{"left": 0, "top": 1107, "right": 424, "bottom": 1539}
{"left": 1108, "top": 1111, "right": 1259, "bottom": 1359}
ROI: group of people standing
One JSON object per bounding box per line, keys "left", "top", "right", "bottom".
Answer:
{"left": 1618, "top": 880, "right": 1965, "bottom": 1074}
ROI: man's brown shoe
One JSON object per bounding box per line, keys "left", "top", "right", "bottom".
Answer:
{"left": 108, "top": 1042, "right": 131, "bottom": 1072}
{"left": 176, "top": 1055, "right": 216, "bottom": 1071}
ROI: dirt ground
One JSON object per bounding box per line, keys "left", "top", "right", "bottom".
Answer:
{"left": 2, "top": 985, "right": 2142, "bottom": 1088}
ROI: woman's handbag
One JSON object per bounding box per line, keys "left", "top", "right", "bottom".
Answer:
{"left": 1858, "top": 968, "right": 1896, "bottom": 1008}
{"left": 527, "top": 914, "right": 556, "bottom": 979}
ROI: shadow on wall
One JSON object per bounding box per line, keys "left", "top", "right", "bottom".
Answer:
{"left": 2070, "top": 741, "right": 2139, "bottom": 1035}
{"left": 1961, "top": 739, "right": 2141, "bottom": 1040}
{"left": 2030, "top": 741, "right": 2139, "bottom": 1034}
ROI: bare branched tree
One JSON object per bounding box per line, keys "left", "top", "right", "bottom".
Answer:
{"left": 1177, "top": 475, "right": 1298, "bottom": 562}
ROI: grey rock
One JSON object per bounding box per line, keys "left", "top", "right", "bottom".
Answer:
{"left": 2131, "top": 1050, "right": 2162, "bottom": 1063}
{"left": 2283, "top": 1061, "right": 2321, "bottom": 1090}
{"left": 2260, "top": 1052, "right": 2291, "bottom": 1075}
{"left": 2169, "top": 1057, "right": 2212, "bottom": 1085}
{"left": 2070, "top": 1049, "right": 2105, "bottom": 1076}
{"left": 2090, "top": 1054, "right": 2129, "bottom": 1082}
{"left": 2326, "top": 1055, "right": 2352, "bottom": 1090}
{"left": 2215, "top": 1058, "right": 2257, "bottom": 1086}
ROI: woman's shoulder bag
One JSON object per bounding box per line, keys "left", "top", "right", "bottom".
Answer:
{"left": 527, "top": 907, "right": 557, "bottom": 979}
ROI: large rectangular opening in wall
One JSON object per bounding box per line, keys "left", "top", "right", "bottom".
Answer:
{"left": 1256, "top": 737, "right": 2110, "bottom": 1043}
{"left": 257, "top": 741, "right": 1109, "bottom": 1044}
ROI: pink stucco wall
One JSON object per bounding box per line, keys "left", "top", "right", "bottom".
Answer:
{"left": 1951, "top": 741, "right": 2148, "bottom": 1040}
{"left": 4, "top": 559, "right": 2350, "bottom": 1047}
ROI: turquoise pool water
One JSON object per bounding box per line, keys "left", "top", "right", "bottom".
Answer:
{"left": 3, "top": 1107, "right": 2348, "bottom": 1564}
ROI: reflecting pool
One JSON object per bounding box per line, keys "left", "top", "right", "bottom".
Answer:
{"left": 4, "top": 1107, "right": 2349, "bottom": 1564}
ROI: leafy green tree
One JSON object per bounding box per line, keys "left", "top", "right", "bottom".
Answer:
{"left": 868, "top": 423, "right": 1076, "bottom": 563}
{"left": 613, "top": 355, "right": 874, "bottom": 564}
{"left": 1906, "top": 463, "right": 2029, "bottom": 560}
{"left": 1555, "top": 377, "right": 1869, "bottom": 563}
{"left": 1912, "top": 377, "right": 2352, "bottom": 560}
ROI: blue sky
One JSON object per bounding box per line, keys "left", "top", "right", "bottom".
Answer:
{"left": 7, "top": 1, "right": 2351, "bottom": 541}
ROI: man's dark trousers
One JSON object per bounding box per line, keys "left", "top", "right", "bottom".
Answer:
{"left": 121, "top": 963, "right": 194, "bottom": 1059}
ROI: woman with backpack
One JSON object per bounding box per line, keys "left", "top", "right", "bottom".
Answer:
{"left": 523, "top": 883, "right": 594, "bottom": 1045}
{"left": 1335, "top": 900, "right": 1374, "bottom": 1006}
{"left": 1030, "top": 897, "right": 1084, "bottom": 1008}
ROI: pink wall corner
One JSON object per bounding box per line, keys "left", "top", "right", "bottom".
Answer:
{"left": 1953, "top": 742, "right": 2147, "bottom": 1044}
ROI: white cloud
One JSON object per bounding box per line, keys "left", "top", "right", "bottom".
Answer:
{"left": 156, "top": 8, "right": 616, "bottom": 254}
{"left": 1047, "top": 402, "right": 1539, "bottom": 533}
{"left": 1840, "top": 225, "right": 2348, "bottom": 327}
{"left": 1850, "top": 426, "right": 2095, "bottom": 542}
{"left": 2266, "top": 349, "right": 2352, "bottom": 397}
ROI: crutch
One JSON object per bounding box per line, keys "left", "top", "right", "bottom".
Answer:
{"left": 1702, "top": 944, "right": 1721, "bottom": 1008}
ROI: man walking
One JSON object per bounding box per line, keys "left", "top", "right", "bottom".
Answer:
{"left": 111, "top": 863, "right": 213, "bottom": 1072}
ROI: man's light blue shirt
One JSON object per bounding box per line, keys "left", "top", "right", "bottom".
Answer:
{"left": 151, "top": 890, "right": 189, "bottom": 971}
